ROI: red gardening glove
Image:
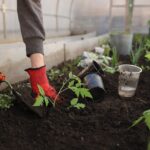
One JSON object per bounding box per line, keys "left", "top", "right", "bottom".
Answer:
{"left": 25, "top": 65, "right": 58, "bottom": 102}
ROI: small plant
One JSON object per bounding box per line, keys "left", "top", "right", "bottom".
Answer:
{"left": 68, "top": 98, "right": 85, "bottom": 110}
{"left": 102, "top": 44, "right": 111, "bottom": 56}
{"left": 111, "top": 47, "right": 119, "bottom": 68}
{"left": 33, "top": 85, "right": 55, "bottom": 107}
{"left": 53, "top": 72, "right": 93, "bottom": 110}
{"left": 0, "top": 94, "right": 13, "bottom": 109}
{"left": 0, "top": 72, "right": 14, "bottom": 109}
{"left": 130, "top": 109, "right": 150, "bottom": 129}
{"left": 98, "top": 38, "right": 111, "bottom": 56}
{"left": 145, "top": 53, "right": 150, "bottom": 61}
{"left": 145, "top": 39, "right": 150, "bottom": 51}
{"left": 47, "top": 68, "right": 62, "bottom": 81}
{"left": 98, "top": 48, "right": 118, "bottom": 74}
{"left": 102, "top": 66, "right": 117, "bottom": 74}
{"left": 67, "top": 72, "right": 93, "bottom": 109}
{"left": 134, "top": 34, "right": 143, "bottom": 45}
{"left": 130, "top": 45, "right": 144, "bottom": 65}
{"left": 130, "top": 109, "right": 150, "bottom": 150}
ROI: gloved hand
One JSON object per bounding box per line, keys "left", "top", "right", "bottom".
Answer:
{"left": 25, "top": 66, "right": 58, "bottom": 101}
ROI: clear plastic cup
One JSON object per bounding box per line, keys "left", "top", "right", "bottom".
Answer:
{"left": 118, "top": 64, "right": 142, "bottom": 98}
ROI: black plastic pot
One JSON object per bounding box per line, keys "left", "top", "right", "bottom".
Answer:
{"left": 84, "top": 73, "right": 105, "bottom": 100}
{"left": 78, "top": 60, "right": 104, "bottom": 79}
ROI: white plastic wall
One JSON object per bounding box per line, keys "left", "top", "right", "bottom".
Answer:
{"left": 0, "top": 0, "right": 150, "bottom": 41}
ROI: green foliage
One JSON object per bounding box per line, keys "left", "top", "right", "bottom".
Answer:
{"left": 98, "top": 37, "right": 111, "bottom": 56}
{"left": 68, "top": 72, "right": 93, "bottom": 99}
{"left": 133, "top": 34, "right": 143, "bottom": 48}
{"left": 145, "top": 39, "right": 150, "bottom": 51}
{"left": 70, "top": 98, "right": 85, "bottom": 110}
{"left": 47, "top": 57, "right": 81, "bottom": 81}
{"left": 130, "top": 46, "right": 144, "bottom": 65}
{"left": 111, "top": 47, "right": 119, "bottom": 68}
{"left": 67, "top": 72, "right": 93, "bottom": 110}
{"left": 33, "top": 85, "right": 54, "bottom": 107}
{"left": 145, "top": 53, "right": 150, "bottom": 61}
{"left": 103, "top": 66, "right": 117, "bottom": 74}
{"left": 98, "top": 48, "right": 118, "bottom": 74}
{"left": 102, "top": 44, "right": 111, "bottom": 56}
{"left": 47, "top": 68, "right": 62, "bottom": 81}
{"left": 0, "top": 94, "right": 13, "bottom": 109}
{"left": 130, "top": 109, "right": 150, "bottom": 130}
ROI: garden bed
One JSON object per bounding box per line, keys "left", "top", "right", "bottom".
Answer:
{"left": 0, "top": 34, "right": 150, "bottom": 150}
{"left": 0, "top": 57, "right": 150, "bottom": 150}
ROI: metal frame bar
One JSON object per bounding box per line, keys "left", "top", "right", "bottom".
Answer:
{"left": 56, "top": 0, "right": 60, "bottom": 31}
{"left": 1, "top": 0, "right": 7, "bottom": 39}
{"left": 69, "top": 0, "right": 74, "bottom": 31}
{"left": 109, "top": 0, "right": 150, "bottom": 32}
{"left": 1, "top": 0, "right": 150, "bottom": 40}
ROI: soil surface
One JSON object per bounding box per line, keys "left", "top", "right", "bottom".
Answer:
{"left": 0, "top": 66, "right": 150, "bottom": 150}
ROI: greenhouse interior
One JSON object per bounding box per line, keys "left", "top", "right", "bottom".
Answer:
{"left": 0, "top": 0, "right": 150, "bottom": 150}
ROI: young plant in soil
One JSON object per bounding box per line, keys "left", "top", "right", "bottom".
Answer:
{"left": 130, "top": 43, "right": 144, "bottom": 65}
{"left": 34, "top": 72, "right": 93, "bottom": 109}
{"left": 67, "top": 72, "right": 93, "bottom": 109}
{"left": 47, "top": 68, "right": 62, "bottom": 81}
{"left": 57, "top": 72, "right": 93, "bottom": 109}
{"left": 0, "top": 72, "right": 14, "bottom": 109}
{"left": 145, "top": 53, "right": 150, "bottom": 61}
{"left": 100, "top": 48, "right": 119, "bottom": 74}
{"left": 130, "top": 109, "right": 150, "bottom": 150}
{"left": 33, "top": 85, "right": 55, "bottom": 107}
{"left": 144, "top": 38, "right": 150, "bottom": 51}
{"left": 98, "top": 40, "right": 111, "bottom": 56}
{"left": 0, "top": 94, "right": 13, "bottom": 109}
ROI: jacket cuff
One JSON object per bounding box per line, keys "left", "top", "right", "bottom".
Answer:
{"left": 24, "top": 38, "right": 44, "bottom": 57}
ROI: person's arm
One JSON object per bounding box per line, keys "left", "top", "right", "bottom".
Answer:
{"left": 17, "top": 0, "right": 59, "bottom": 104}
{"left": 17, "top": 0, "right": 45, "bottom": 57}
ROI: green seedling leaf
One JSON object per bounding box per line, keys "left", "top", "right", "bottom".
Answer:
{"left": 130, "top": 109, "right": 150, "bottom": 130}
{"left": 103, "top": 66, "right": 116, "bottom": 74}
{"left": 44, "top": 97, "right": 49, "bottom": 107}
{"left": 130, "top": 42, "right": 144, "bottom": 65}
{"left": 79, "top": 88, "right": 93, "bottom": 99}
{"left": 143, "top": 109, "right": 150, "bottom": 115}
{"left": 111, "top": 47, "right": 119, "bottom": 68}
{"left": 33, "top": 96, "right": 44, "bottom": 107}
{"left": 130, "top": 116, "right": 144, "bottom": 129}
{"left": 37, "top": 84, "right": 45, "bottom": 96}
{"left": 69, "top": 87, "right": 80, "bottom": 97}
{"left": 68, "top": 80, "right": 75, "bottom": 87}
{"left": 71, "top": 98, "right": 78, "bottom": 106}
{"left": 143, "top": 110, "right": 150, "bottom": 130}
{"left": 69, "top": 72, "right": 73, "bottom": 79}
{"left": 145, "top": 53, "right": 150, "bottom": 61}
{"left": 75, "top": 82, "right": 81, "bottom": 88}
{"left": 74, "top": 103, "right": 85, "bottom": 109}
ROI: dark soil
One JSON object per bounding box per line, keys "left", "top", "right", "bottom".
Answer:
{"left": 0, "top": 64, "right": 150, "bottom": 150}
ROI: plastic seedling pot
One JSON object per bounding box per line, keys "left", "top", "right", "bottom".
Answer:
{"left": 118, "top": 64, "right": 142, "bottom": 98}
{"left": 84, "top": 73, "right": 105, "bottom": 100}
{"left": 78, "top": 60, "right": 104, "bottom": 79}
